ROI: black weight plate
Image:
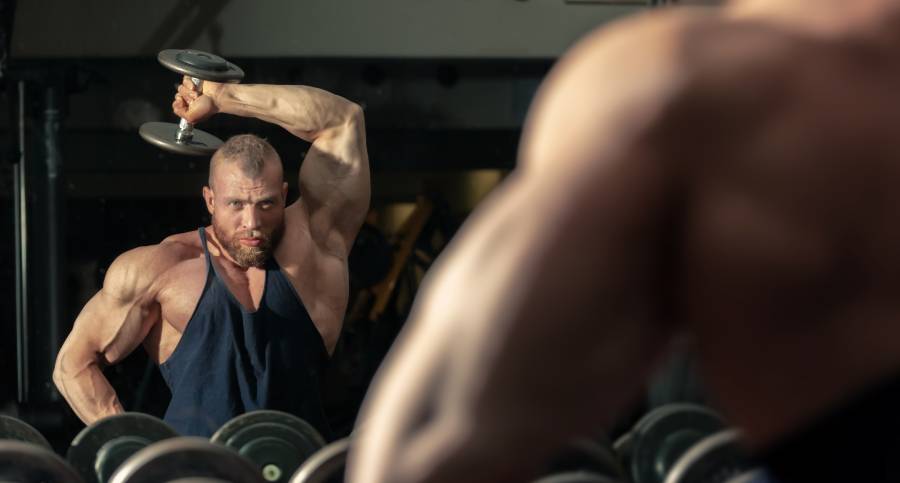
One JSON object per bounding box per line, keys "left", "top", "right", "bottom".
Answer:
{"left": 211, "top": 410, "right": 326, "bottom": 483}
{"left": 289, "top": 437, "right": 349, "bottom": 483}
{"left": 544, "top": 438, "right": 626, "bottom": 481}
{"left": 0, "top": 415, "right": 52, "bottom": 449}
{"left": 613, "top": 430, "right": 634, "bottom": 468}
{"left": 109, "top": 437, "right": 264, "bottom": 483}
{"left": 67, "top": 412, "right": 179, "bottom": 483}
{"left": 631, "top": 404, "right": 725, "bottom": 483}
{"left": 158, "top": 49, "right": 245, "bottom": 83}
{"left": 663, "top": 430, "right": 753, "bottom": 483}
{"left": 532, "top": 471, "right": 623, "bottom": 483}
{"left": 0, "top": 440, "right": 84, "bottom": 483}
{"left": 140, "top": 122, "right": 223, "bottom": 156}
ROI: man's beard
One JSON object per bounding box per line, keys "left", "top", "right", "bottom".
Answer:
{"left": 212, "top": 219, "right": 284, "bottom": 268}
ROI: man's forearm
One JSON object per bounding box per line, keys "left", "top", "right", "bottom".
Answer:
{"left": 54, "top": 362, "right": 124, "bottom": 425}
{"left": 209, "top": 83, "right": 360, "bottom": 143}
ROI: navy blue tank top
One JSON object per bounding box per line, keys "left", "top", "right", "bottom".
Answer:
{"left": 158, "top": 227, "right": 332, "bottom": 438}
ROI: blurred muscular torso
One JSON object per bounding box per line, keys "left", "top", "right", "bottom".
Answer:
{"left": 658, "top": 2, "right": 900, "bottom": 447}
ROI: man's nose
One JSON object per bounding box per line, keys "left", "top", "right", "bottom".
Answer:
{"left": 242, "top": 206, "right": 261, "bottom": 230}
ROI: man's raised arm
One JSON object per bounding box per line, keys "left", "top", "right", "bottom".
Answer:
{"left": 176, "top": 80, "right": 371, "bottom": 254}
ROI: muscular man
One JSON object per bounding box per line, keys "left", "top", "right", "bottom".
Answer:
{"left": 53, "top": 78, "right": 369, "bottom": 437}
{"left": 349, "top": 0, "right": 900, "bottom": 482}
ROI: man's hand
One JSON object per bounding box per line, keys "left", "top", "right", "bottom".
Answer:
{"left": 173, "top": 76, "right": 222, "bottom": 124}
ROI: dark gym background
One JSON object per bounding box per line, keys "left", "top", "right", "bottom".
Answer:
{"left": 0, "top": 0, "right": 700, "bottom": 452}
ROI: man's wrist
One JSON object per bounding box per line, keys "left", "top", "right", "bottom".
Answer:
{"left": 203, "top": 81, "right": 227, "bottom": 111}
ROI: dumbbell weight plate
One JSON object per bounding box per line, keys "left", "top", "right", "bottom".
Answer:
{"left": 289, "top": 437, "right": 350, "bottom": 483}
{"left": 211, "top": 410, "right": 326, "bottom": 483}
{"left": 139, "top": 122, "right": 224, "bottom": 156}
{"left": 631, "top": 404, "right": 725, "bottom": 483}
{"left": 663, "top": 430, "right": 754, "bottom": 483}
{"left": 0, "top": 415, "right": 53, "bottom": 449}
{"left": 109, "top": 437, "right": 264, "bottom": 483}
{"left": 0, "top": 440, "right": 84, "bottom": 483}
{"left": 67, "top": 412, "right": 179, "bottom": 483}
{"left": 158, "top": 50, "right": 245, "bottom": 83}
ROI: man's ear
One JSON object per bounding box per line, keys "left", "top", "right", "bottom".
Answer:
{"left": 203, "top": 186, "right": 215, "bottom": 215}
{"left": 282, "top": 182, "right": 289, "bottom": 204}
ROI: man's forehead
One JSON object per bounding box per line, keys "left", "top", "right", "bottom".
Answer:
{"left": 213, "top": 174, "right": 281, "bottom": 196}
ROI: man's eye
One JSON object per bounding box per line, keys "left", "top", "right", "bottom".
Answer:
{"left": 260, "top": 202, "right": 273, "bottom": 209}
{"left": 229, "top": 201, "right": 243, "bottom": 208}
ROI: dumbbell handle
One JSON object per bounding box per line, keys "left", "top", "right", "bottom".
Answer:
{"left": 175, "top": 77, "right": 202, "bottom": 143}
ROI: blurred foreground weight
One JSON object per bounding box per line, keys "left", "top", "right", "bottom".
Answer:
{"left": 211, "top": 410, "right": 326, "bottom": 483}
{"left": 664, "top": 430, "right": 756, "bottom": 483}
{"left": 0, "top": 440, "right": 83, "bottom": 483}
{"left": 67, "top": 412, "right": 179, "bottom": 483}
{"left": 289, "top": 437, "right": 350, "bottom": 483}
{"left": 109, "top": 437, "right": 264, "bottom": 483}
{"left": 543, "top": 437, "right": 627, "bottom": 481}
{"left": 0, "top": 415, "right": 52, "bottom": 449}
{"left": 533, "top": 471, "right": 625, "bottom": 483}
{"left": 620, "top": 403, "right": 725, "bottom": 483}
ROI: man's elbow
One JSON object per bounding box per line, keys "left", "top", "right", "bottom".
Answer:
{"left": 344, "top": 102, "right": 365, "bottom": 127}
{"left": 52, "top": 355, "right": 68, "bottom": 394}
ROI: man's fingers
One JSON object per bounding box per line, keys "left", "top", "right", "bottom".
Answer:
{"left": 176, "top": 85, "right": 199, "bottom": 100}
{"left": 181, "top": 76, "right": 200, "bottom": 93}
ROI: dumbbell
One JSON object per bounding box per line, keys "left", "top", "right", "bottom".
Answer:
{"left": 109, "top": 437, "right": 264, "bottom": 483}
{"left": 0, "top": 414, "right": 53, "bottom": 449}
{"left": 139, "top": 49, "right": 244, "bottom": 156}
{"left": 210, "top": 410, "right": 326, "bottom": 483}
{"left": 67, "top": 412, "right": 179, "bottom": 483}
{"left": 0, "top": 440, "right": 84, "bottom": 483}
{"left": 615, "top": 403, "right": 726, "bottom": 483}
{"left": 663, "top": 429, "right": 757, "bottom": 483}
{"left": 289, "top": 436, "right": 350, "bottom": 483}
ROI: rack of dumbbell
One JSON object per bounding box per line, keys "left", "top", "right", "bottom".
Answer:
{"left": 0, "top": 402, "right": 779, "bottom": 483}
{"left": 0, "top": 410, "right": 347, "bottom": 483}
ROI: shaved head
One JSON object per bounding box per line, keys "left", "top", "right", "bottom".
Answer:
{"left": 209, "top": 134, "right": 282, "bottom": 188}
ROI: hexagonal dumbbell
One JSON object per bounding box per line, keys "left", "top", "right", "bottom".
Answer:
{"left": 139, "top": 49, "right": 244, "bottom": 156}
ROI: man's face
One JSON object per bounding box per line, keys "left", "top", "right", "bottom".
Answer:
{"left": 203, "top": 160, "right": 288, "bottom": 268}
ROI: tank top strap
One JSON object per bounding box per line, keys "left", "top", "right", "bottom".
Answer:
{"left": 198, "top": 227, "right": 216, "bottom": 278}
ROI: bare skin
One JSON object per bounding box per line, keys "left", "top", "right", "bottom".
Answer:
{"left": 53, "top": 80, "right": 370, "bottom": 425}
{"left": 348, "top": 1, "right": 900, "bottom": 482}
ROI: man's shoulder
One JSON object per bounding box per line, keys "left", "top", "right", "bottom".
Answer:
{"left": 565, "top": 8, "right": 819, "bottom": 142}
{"left": 103, "top": 230, "right": 203, "bottom": 297}
{"left": 122, "top": 230, "right": 201, "bottom": 266}
{"left": 581, "top": 8, "right": 806, "bottom": 92}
